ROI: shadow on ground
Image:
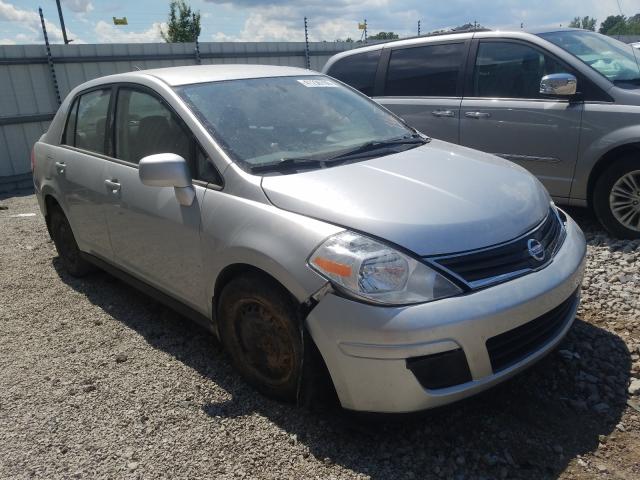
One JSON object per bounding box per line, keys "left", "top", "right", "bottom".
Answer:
{"left": 51, "top": 206, "right": 632, "bottom": 479}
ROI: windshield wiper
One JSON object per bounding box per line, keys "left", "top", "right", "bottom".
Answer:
{"left": 249, "top": 157, "right": 326, "bottom": 174}
{"left": 249, "top": 134, "right": 429, "bottom": 174}
{"left": 325, "top": 134, "right": 429, "bottom": 163}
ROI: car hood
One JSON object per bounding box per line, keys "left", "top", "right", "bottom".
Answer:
{"left": 260, "top": 139, "right": 551, "bottom": 256}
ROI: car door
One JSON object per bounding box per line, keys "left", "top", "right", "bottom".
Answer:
{"left": 373, "top": 41, "right": 469, "bottom": 143}
{"left": 54, "top": 87, "right": 114, "bottom": 258}
{"left": 460, "top": 39, "right": 583, "bottom": 199}
{"left": 102, "top": 85, "right": 210, "bottom": 310}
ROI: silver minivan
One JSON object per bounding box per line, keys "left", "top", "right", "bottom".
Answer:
{"left": 33, "top": 65, "right": 586, "bottom": 413}
{"left": 323, "top": 28, "right": 640, "bottom": 238}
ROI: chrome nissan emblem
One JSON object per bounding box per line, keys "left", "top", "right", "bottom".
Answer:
{"left": 527, "top": 239, "right": 545, "bottom": 262}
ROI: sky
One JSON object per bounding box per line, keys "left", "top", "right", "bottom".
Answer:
{"left": 0, "top": 0, "right": 639, "bottom": 45}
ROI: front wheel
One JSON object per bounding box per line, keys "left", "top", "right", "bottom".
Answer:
{"left": 218, "top": 273, "right": 303, "bottom": 401}
{"left": 593, "top": 156, "right": 640, "bottom": 239}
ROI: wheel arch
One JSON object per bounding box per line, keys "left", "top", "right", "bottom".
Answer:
{"left": 213, "top": 263, "right": 297, "bottom": 313}
{"left": 42, "top": 191, "right": 64, "bottom": 229}
{"left": 586, "top": 142, "right": 640, "bottom": 208}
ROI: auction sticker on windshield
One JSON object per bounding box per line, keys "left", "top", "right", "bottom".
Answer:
{"left": 297, "top": 79, "right": 338, "bottom": 87}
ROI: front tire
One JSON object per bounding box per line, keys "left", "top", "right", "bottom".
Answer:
{"left": 49, "top": 207, "right": 93, "bottom": 277}
{"left": 218, "top": 273, "right": 303, "bottom": 401}
{"left": 593, "top": 155, "right": 640, "bottom": 239}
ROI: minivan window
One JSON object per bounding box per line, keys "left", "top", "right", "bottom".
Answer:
{"left": 326, "top": 50, "right": 381, "bottom": 95}
{"left": 472, "top": 41, "right": 565, "bottom": 99}
{"left": 176, "top": 75, "right": 416, "bottom": 171}
{"left": 74, "top": 89, "right": 110, "bottom": 154}
{"left": 385, "top": 43, "right": 466, "bottom": 97}
{"left": 539, "top": 30, "right": 640, "bottom": 86}
{"left": 115, "top": 88, "right": 191, "bottom": 165}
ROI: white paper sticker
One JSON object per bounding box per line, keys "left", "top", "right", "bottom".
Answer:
{"left": 297, "top": 79, "right": 338, "bottom": 88}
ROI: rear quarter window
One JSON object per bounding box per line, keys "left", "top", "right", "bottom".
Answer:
{"left": 326, "top": 50, "right": 381, "bottom": 96}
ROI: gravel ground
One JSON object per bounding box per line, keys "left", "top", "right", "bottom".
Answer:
{"left": 1, "top": 191, "right": 639, "bottom": 480}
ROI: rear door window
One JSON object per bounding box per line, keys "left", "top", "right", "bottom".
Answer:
{"left": 384, "top": 43, "right": 466, "bottom": 97}
{"left": 326, "top": 50, "right": 381, "bottom": 95}
{"left": 73, "top": 89, "right": 111, "bottom": 154}
{"left": 472, "top": 41, "right": 566, "bottom": 99}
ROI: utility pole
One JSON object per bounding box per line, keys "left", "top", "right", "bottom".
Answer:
{"left": 364, "top": 19, "right": 367, "bottom": 43}
{"left": 55, "top": 0, "right": 69, "bottom": 44}
{"left": 39, "top": 7, "right": 61, "bottom": 105}
{"left": 418, "top": 20, "right": 421, "bottom": 36}
{"left": 304, "top": 17, "right": 310, "bottom": 69}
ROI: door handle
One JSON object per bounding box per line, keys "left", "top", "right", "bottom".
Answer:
{"left": 465, "top": 111, "right": 491, "bottom": 119}
{"left": 431, "top": 109, "right": 455, "bottom": 118}
{"left": 104, "top": 179, "right": 121, "bottom": 193}
{"left": 55, "top": 161, "right": 66, "bottom": 175}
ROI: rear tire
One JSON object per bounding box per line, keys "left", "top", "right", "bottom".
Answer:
{"left": 49, "top": 207, "right": 93, "bottom": 277}
{"left": 218, "top": 273, "right": 303, "bottom": 402}
{"left": 593, "top": 155, "right": 640, "bottom": 239}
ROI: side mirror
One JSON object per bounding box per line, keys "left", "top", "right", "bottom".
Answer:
{"left": 139, "top": 153, "right": 195, "bottom": 206}
{"left": 540, "top": 73, "right": 577, "bottom": 96}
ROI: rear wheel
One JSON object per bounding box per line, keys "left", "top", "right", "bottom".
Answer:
{"left": 218, "top": 273, "right": 302, "bottom": 401}
{"left": 49, "top": 207, "right": 93, "bottom": 277}
{"left": 593, "top": 155, "right": 640, "bottom": 239}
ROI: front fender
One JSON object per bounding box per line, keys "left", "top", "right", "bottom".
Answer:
{"left": 198, "top": 188, "right": 343, "bottom": 319}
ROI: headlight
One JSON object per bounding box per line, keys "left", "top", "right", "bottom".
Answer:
{"left": 308, "top": 231, "right": 462, "bottom": 305}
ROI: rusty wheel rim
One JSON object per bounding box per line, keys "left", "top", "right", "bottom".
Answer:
{"left": 234, "top": 300, "right": 296, "bottom": 386}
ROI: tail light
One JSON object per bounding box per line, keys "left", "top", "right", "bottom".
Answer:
{"left": 31, "top": 146, "right": 35, "bottom": 172}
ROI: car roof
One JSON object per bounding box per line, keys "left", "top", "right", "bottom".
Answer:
{"left": 96, "top": 64, "right": 318, "bottom": 87}
{"left": 327, "top": 27, "right": 586, "bottom": 57}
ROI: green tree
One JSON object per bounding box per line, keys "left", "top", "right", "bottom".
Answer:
{"left": 369, "top": 32, "right": 399, "bottom": 40}
{"left": 601, "top": 14, "right": 640, "bottom": 35}
{"left": 161, "top": 0, "right": 201, "bottom": 43}
{"left": 599, "top": 14, "right": 626, "bottom": 34}
{"left": 569, "top": 16, "right": 597, "bottom": 31}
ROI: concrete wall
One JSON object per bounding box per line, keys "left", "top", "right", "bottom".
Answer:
{"left": 0, "top": 41, "right": 354, "bottom": 190}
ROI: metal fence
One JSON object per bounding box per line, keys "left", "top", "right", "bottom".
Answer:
{"left": 0, "top": 41, "right": 354, "bottom": 192}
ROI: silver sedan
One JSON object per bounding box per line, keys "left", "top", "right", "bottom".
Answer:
{"left": 32, "top": 65, "right": 586, "bottom": 413}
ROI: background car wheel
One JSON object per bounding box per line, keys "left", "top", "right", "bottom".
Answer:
{"left": 218, "top": 273, "right": 303, "bottom": 401}
{"left": 593, "top": 155, "right": 640, "bottom": 239}
{"left": 49, "top": 207, "right": 93, "bottom": 277}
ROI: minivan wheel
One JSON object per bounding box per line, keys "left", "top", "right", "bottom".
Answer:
{"left": 218, "top": 273, "right": 302, "bottom": 401}
{"left": 593, "top": 156, "right": 640, "bottom": 239}
{"left": 49, "top": 207, "right": 93, "bottom": 277}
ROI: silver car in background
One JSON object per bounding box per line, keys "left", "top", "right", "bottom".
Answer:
{"left": 323, "top": 28, "right": 640, "bottom": 239}
{"left": 33, "top": 65, "right": 586, "bottom": 413}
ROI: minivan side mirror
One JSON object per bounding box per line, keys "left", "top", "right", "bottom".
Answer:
{"left": 139, "top": 153, "right": 195, "bottom": 206}
{"left": 540, "top": 73, "right": 577, "bottom": 96}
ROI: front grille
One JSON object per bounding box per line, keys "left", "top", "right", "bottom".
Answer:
{"left": 486, "top": 290, "right": 578, "bottom": 373}
{"left": 431, "top": 208, "right": 565, "bottom": 289}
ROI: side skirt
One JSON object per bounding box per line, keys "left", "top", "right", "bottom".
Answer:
{"left": 81, "top": 252, "right": 217, "bottom": 336}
